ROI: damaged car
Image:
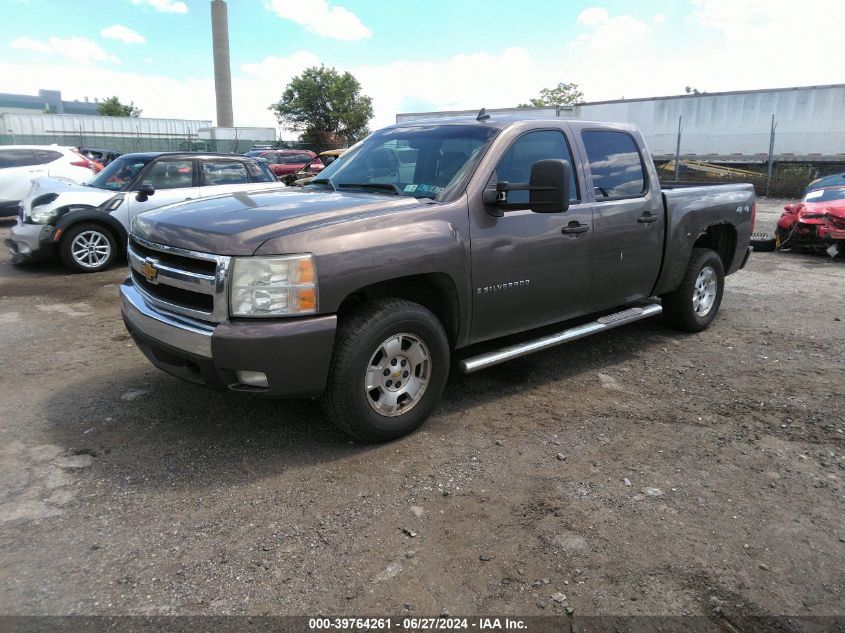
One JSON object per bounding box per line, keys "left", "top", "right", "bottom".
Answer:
{"left": 754, "top": 186, "right": 845, "bottom": 257}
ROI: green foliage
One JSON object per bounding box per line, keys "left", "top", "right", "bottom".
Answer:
{"left": 684, "top": 86, "right": 704, "bottom": 95}
{"left": 518, "top": 82, "right": 584, "bottom": 108}
{"left": 98, "top": 96, "right": 142, "bottom": 117}
{"left": 270, "top": 66, "right": 373, "bottom": 149}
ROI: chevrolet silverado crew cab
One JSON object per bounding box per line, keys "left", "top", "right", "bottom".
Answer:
{"left": 9, "top": 152, "right": 282, "bottom": 272}
{"left": 121, "top": 115, "right": 754, "bottom": 442}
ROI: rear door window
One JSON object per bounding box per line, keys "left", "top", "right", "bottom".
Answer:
{"left": 201, "top": 160, "right": 250, "bottom": 186}
{"left": 35, "top": 150, "right": 64, "bottom": 165}
{"left": 0, "top": 149, "right": 37, "bottom": 168}
{"left": 581, "top": 130, "right": 647, "bottom": 200}
{"left": 494, "top": 130, "right": 580, "bottom": 204}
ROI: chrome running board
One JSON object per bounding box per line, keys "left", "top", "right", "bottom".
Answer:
{"left": 458, "top": 303, "right": 663, "bottom": 374}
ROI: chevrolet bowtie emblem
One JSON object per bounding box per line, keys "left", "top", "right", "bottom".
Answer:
{"left": 141, "top": 259, "right": 158, "bottom": 282}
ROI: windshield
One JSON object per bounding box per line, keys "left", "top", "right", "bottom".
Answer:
{"left": 309, "top": 124, "right": 499, "bottom": 200}
{"left": 804, "top": 187, "right": 845, "bottom": 203}
{"left": 87, "top": 155, "right": 153, "bottom": 191}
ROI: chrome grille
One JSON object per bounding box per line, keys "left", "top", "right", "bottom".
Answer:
{"left": 127, "top": 235, "right": 231, "bottom": 323}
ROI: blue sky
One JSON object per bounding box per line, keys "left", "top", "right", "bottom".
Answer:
{"left": 0, "top": 0, "right": 840, "bottom": 134}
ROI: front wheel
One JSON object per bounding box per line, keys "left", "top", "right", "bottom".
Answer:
{"left": 59, "top": 223, "right": 118, "bottom": 273}
{"left": 321, "top": 299, "right": 450, "bottom": 442}
{"left": 661, "top": 247, "right": 725, "bottom": 332}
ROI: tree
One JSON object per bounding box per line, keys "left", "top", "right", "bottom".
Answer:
{"left": 684, "top": 86, "right": 704, "bottom": 95}
{"left": 519, "top": 82, "right": 584, "bottom": 108}
{"left": 270, "top": 66, "right": 373, "bottom": 149}
{"left": 98, "top": 96, "right": 142, "bottom": 117}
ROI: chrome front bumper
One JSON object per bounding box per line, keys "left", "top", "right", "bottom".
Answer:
{"left": 120, "top": 278, "right": 214, "bottom": 358}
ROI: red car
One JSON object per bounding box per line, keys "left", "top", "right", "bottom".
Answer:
{"left": 775, "top": 186, "right": 845, "bottom": 257}
{"left": 244, "top": 149, "right": 325, "bottom": 178}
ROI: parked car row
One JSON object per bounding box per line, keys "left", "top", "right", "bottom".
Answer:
{"left": 7, "top": 151, "right": 285, "bottom": 272}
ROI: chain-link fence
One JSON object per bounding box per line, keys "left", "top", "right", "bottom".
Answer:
{"left": 655, "top": 160, "right": 845, "bottom": 199}
{"left": 0, "top": 133, "right": 325, "bottom": 155}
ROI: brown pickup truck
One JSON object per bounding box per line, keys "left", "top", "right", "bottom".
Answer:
{"left": 121, "top": 114, "right": 755, "bottom": 441}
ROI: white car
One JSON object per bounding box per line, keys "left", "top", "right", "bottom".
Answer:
{"left": 0, "top": 145, "right": 99, "bottom": 216}
{"left": 9, "top": 151, "right": 285, "bottom": 272}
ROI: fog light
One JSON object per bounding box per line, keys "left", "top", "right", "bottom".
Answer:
{"left": 235, "top": 370, "right": 269, "bottom": 388}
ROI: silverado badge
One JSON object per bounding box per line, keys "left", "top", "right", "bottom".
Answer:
{"left": 141, "top": 258, "right": 159, "bottom": 283}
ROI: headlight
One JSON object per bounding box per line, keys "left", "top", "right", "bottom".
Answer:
{"left": 230, "top": 255, "right": 317, "bottom": 317}
{"left": 29, "top": 206, "right": 60, "bottom": 224}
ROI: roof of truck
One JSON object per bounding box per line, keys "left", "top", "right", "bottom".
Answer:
{"left": 386, "top": 115, "right": 633, "bottom": 130}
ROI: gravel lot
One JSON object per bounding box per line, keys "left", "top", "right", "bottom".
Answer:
{"left": 0, "top": 198, "right": 842, "bottom": 621}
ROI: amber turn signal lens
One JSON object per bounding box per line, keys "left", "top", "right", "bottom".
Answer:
{"left": 298, "top": 259, "right": 315, "bottom": 284}
{"left": 298, "top": 288, "right": 316, "bottom": 311}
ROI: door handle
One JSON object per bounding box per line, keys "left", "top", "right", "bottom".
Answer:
{"left": 561, "top": 221, "right": 590, "bottom": 235}
{"left": 638, "top": 212, "right": 658, "bottom": 224}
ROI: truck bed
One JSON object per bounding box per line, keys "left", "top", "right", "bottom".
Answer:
{"left": 653, "top": 182, "right": 755, "bottom": 296}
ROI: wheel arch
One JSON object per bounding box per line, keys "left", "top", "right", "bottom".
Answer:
{"left": 693, "top": 222, "right": 737, "bottom": 272}
{"left": 335, "top": 273, "right": 461, "bottom": 349}
{"left": 54, "top": 208, "right": 127, "bottom": 251}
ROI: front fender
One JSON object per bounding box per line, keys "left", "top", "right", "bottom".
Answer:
{"left": 54, "top": 208, "right": 128, "bottom": 249}
{"left": 253, "top": 198, "right": 472, "bottom": 341}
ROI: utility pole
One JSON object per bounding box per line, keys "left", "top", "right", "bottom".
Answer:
{"left": 765, "top": 114, "right": 776, "bottom": 198}
{"left": 674, "top": 115, "right": 682, "bottom": 181}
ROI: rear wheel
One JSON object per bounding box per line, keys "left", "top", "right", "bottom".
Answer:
{"left": 661, "top": 247, "right": 725, "bottom": 332}
{"left": 321, "top": 299, "right": 450, "bottom": 442}
{"left": 59, "top": 223, "right": 118, "bottom": 273}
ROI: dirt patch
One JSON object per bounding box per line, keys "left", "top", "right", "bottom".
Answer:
{"left": 0, "top": 215, "right": 842, "bottom": 618}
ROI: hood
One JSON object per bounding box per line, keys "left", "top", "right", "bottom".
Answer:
{"left": 799, "top": 199, "right": 845, "bottom": 220}
{"left": 23, "top": 177, "right": 116, "bottom": 215}
{"left": 131, "top": 188, "right": 432, "bottom": 255}
{"left": 28, "top": 176, "right": 106, "bottom": 198}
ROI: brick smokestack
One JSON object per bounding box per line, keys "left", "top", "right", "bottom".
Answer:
{"left": 210, "top": 0, "right": 234, "bottom": 127}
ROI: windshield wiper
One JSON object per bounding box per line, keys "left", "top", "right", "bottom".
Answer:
{"left": 337, "top": 183, "right": 403, "bottom": 196}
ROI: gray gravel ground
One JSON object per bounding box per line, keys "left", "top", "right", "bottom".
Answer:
{"left": 0, "top": 198, "right": 842, "bottom": 619}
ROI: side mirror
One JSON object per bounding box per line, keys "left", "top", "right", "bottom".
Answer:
{"left": 528, "top": 159, "right": 570, "bottom": 213}
{"left": 483, "top": 159, "right": 570, "bottom": 216}
{"left": 784, "top": 203, "right": 795, "bottom": 212}
{"left": 135, "top": 183, "right": 155, "bottom": 202}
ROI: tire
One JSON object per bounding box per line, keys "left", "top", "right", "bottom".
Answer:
{"left": 750, "top": 236, "right": 777, "bottom": 252}
{"left": 59, "top": 223, "right": 118, "bottom": 273}
{"left": 321, "top": 299, "right": 450, "bottom": 442}
{"left": 661, "top": 247, "right": 725, "bottom": 333}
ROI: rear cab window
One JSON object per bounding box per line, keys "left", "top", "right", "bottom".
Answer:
{"left": 581, "top": 130, "right": 647, "bottom": 200}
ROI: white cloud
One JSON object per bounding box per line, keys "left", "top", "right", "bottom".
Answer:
{"left": 576, "top": 7, "right": 609, "bottom": 25}
{"left": 571, "top": 12, "right": 652, "bottom": 53}
{"left": 10, "top": 36, "right": 112, "bottom": 65}
{"left": 652, "top": 13, "right": 666, "bottom": 23}
{"left": 130, "top": 0, "right": 187, "bottom": 14}
{"left": 101, "top": 24, "right": 147, "bottom": 44}
{"left": 0, "top": 60, "right": 215, "bottom": 122}
{"left": 265, "top": 0, "right": 372, "bottom": 41}
{"left": 3, "top": 1, "right": 844, "bottom": 134}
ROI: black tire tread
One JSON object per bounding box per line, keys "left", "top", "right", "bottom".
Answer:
{"left": 320, "top": 298, "right": 449, "bottom": 441}
{"left": 661, "top": 247, "right": 724, "bottom": 333}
